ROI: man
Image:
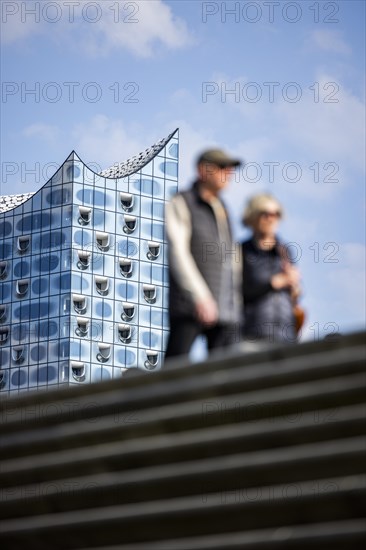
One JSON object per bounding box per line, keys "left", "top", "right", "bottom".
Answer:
{"left": 164, "top": 148, "right": 242, "bottom": 359}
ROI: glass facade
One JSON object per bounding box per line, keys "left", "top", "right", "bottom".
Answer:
{"left": 0, "top": 130, "right": 179, "bottom": 394}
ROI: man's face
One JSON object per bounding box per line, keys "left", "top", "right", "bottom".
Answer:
{"left": 198, "top": 162, "right": 235, "bottom": 194}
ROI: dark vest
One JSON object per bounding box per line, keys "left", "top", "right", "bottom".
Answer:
{"left": 168, "top": 182, "right": 234, "bottom": 319}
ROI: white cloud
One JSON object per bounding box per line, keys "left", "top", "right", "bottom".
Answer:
{"left": 200, "top": 69, "right": 365, "bottom": 178}
{"left": 90, "top": 0, "right": 193, "bottom": 57}
{"left": 306, "top": 29, "right": 351, "bottom": 55}
{"left": 202, "top": 72, "right": 265, "bottom": 121}
{"left": 0, "top": 1, "right": 43, "bottom": 44}
{"left": 1, "top": 1, "right": 193, "bottom": 57}
{"left": 22, "top": 123, "right": 60, "bottom": 142}
{"left": 71, "top": 115, "right": 144, "bottom": 169}
{"left": 168, "top": 120, "right": 217, "bottom": 189}
{"left": 275, "top": 75, "right": 365, "bottom": 173}
{"left": 71, "top": 114, "right": 248, "bottom": 213}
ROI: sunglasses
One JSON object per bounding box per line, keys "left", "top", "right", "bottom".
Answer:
{"left": 259, "top": 211, "right": 281, "bottom": 218}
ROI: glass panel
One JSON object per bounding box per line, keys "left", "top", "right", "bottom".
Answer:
{"left": 0, "top": 305, "right": 7, "bottom": 322}
{"left": 0, "top": 221, "right": 12, "bottom": 238}
{"left": 119, "top": 239, "right": 139, "bottom": 257}
{"left": 31, "top": 277, "right": 48, "bottom": 296}
{"left": 11, "top": 369, "right": 27, "bottom": 387}
{"left": 168, "top": 142, "right": 179, "bottom": 159}
{"left": 152, "top": 222, "right": 164, "bottom": 241}
{"left": 160, "top": 161, "right": 178, "bottom": 178}
{"left": 0, "top": 261, "right": 8, "bottom": 279}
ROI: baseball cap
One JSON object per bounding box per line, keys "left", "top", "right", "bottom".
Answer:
{"left": 196, "top": 148, "right": 241, "bottom": 168}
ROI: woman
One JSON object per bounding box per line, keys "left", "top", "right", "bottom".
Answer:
{"left": 241, "top": 193, "right": 302, "bottom": 344}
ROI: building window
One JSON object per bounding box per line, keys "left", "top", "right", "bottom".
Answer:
{"left": 0, "top": 371, "right": 6, "bottom": 389}
{"left": 97, "top": 343, "right": 111, "bottom": 363}
{"left": 59, "top": 341, "right": 70, "bottom": 359}
{"left": 73, "top": 294, "right": 87, "bottom": 314}
{"left": 62, "top": 296, "right": 71, "bottom": 315}
{"left": 121, "top": 302, "right": 135, "bottom": 322}
{"left": 96, "top": 231, "right": 110, "bottom": 251}
{"left": 17, "top": 236, "right": 30, "bottom": 253}
{"left": 145, "top": 349, "right": 158, "bottom": 370}
{"left": 147, "top": 241, "right": 160, "bottom": 260}
{"left": 0, "top": 305, "right": 7, "bottom": 322}
{"left": 0, "top": 327, "right": 9, "bottom": 345}
{"left": 67, "top": 164, "right": 81, "bottom": 180}
{"left": 78, "top": 206, "right": 92, "bottom": 225}
{"left": 119, "top": 258, "right": 133, "bottom": 278}
{"left": 120, "top": 192, "right": 134, "bottom": 211}
{"left": 118, "top": 323, "right": 132, "bottom": 343}
{"left": 75, "top": 317, "right": 89, "bottom": 337}
{"left": 0, "top": 261, "right": 7, "bottom": 280}
{"left": 77, "top": 250, "right": 91, "bottom": 270}
{"left": 143, "top": 284, "right": 156, "bottom": 304}
{"left": 95, "top": 276, "right": 109, "bottom": 296}
{"left": 123, "top": 215, "right": 137, "bottom": 234}
{"left": 12, "top": 346, "right": 25, "bottom": 363}
{"left": 71, "top": 361, "right": 86, "bottom": 382}
{"left": 16, "top": 279, "right": 29, "bottom": 297}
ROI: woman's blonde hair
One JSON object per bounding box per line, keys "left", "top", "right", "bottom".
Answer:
{"left": 242, "top": 193, "right": 284, "bottom": 227}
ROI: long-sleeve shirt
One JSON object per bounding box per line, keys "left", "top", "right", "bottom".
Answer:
{"left": 165, "top": 181, "right": 241, "bottom": 323}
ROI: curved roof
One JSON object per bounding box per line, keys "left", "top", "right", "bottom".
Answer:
{"left": 0, "top": 129, "right": 178, "bottom": 213}
{"left": 0, "top": 192, "right": 35, "bottom": 214}
{"left": 99, "top": 129, "right": 178, "bottom": 179}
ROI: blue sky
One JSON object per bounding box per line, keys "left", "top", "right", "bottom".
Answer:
{"left": 1, "top": 0, "right": 365, "bottom": 350}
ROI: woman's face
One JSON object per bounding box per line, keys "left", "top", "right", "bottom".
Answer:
{"left": 252, "top": 201, "right": 281, "bottom": 237}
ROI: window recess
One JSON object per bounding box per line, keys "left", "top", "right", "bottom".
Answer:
{"left": 71, "top": 361, "right": 86, "bottom": 382}
{"left": 78, "top": 206, "right": 92, "bottom": 225}
{"left": 120, "top": 192, "right": 134, "bottom": 212}
{"left": 97, "top": 343, "right": 111, "bottom": 363}
{"left": 143, "top": 284, "right": 156, "bottom": 304}
{"left": 96, "top": 231, "right": 110, "bottom": 251}
{"left": 95, "top": 276, "right": 109, "bottom": 296}
{"left": 123, "top": 215, "right": 137, "bottom": 235}
{"left": 73, "top": 294, "right": 87, "bottom": 314}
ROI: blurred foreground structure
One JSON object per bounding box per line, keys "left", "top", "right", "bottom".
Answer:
{"left": 0, "top": 331, "right": 365, "bottom": 548}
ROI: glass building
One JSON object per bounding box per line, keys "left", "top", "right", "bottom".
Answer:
{"left": 0, "top": 129, "right": 179, "bottom": 394}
